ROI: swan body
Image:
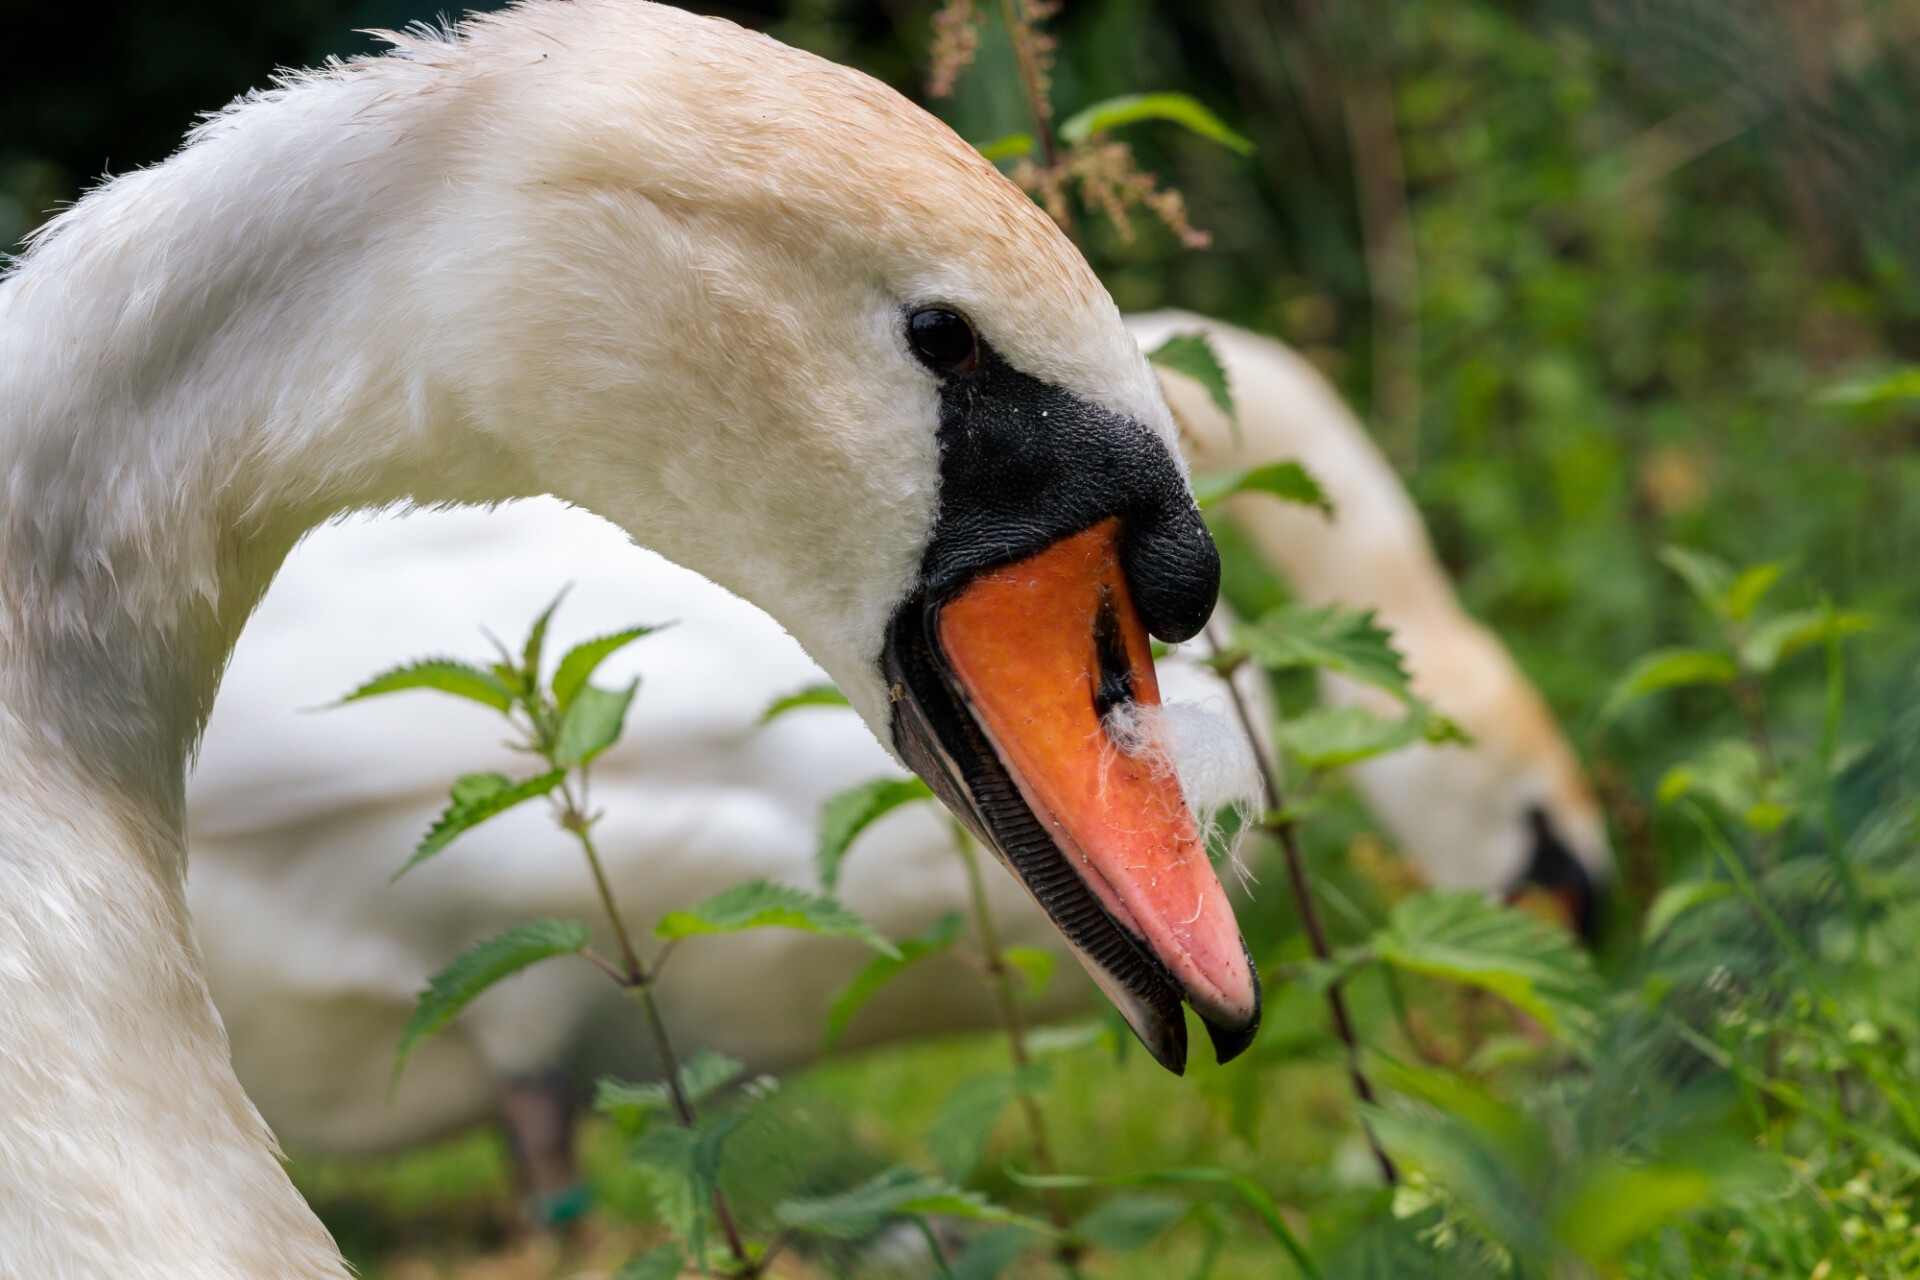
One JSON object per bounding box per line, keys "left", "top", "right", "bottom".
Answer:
{"left": 183, "top": 315, "right": 1610, "bottom": 1162}
{"left": 0, "top": 4, "right": 1259, "bottom": 1272}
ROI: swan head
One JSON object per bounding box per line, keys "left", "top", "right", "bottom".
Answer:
{"left": 381, "top": 2, "right": 1258, "bottom": 1069}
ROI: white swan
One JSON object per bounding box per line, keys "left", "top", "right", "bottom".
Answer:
{"left": 0, "top": 4, "right": 1260, "bottom": 1273}
{"left": 182, "top": 315, "right": 1611, "bottom": 1181}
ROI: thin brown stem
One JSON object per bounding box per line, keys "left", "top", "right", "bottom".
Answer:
{"left": 994, "top": 0, "right": 1061, "bottom": 167}
{"left": 560, "top": 780, "right": 645, "bottom": 985}
{"left": 1202, "top": 625, "right": 1398, "bottom": 1184}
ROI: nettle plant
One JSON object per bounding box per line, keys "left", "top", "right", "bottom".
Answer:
{"left": 338, "top": 600, "right": 1040, "bottom": 1279}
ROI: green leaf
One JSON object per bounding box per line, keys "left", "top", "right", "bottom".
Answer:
{"left": 1655, "top": 739, "right": 1798, "bottom": 832}
{"left": 521, "top": 587, "right": 570, "bottom": 683}
{"left": 613, "top": 1242, "right": 684, "bottom": 1280}
{"left": 1815, "top": 364, "right": 1920, "bottom": 407}
{"left": 552, "top": 625, "right": 664, "bottom": 712}
{"left": 1657, "top": 545, "right": 1734, "bottom": 615}
{"left": 395, "top": 919, "right": 588, "bottom": 1082}
{"left": 1274, "top": 703, "right": 1425, "bottom": 769}
{"left": 655, "top": 879, "right": 899, "bottom": 957}
{"left": 1148, "top": 332, "right": 1237, "bottom": 424}
{"left": 975, "top": 133, "right": 1035, "bottom": 161}
{"left": 630, "top": 1111, "right": 746, "bottom": 1250}
{"left": 817, "top": 776, "right": 934, "bottom": 891}
{"left": 926, "top": 1065, "right": 1051, "bottom": 1182}
{"left": 949, "top": 1226, "right": 1035, "bottom": 1280}
{"left": 336, "top": 658, "right": 514, "bottom": 713}
{"left": 1059, "top": 92, "right": 1254, "bottom": 155}
{"left": 1240, "top": 603, "right": 1411, "bottom": 698}
{"left": 825, "top": 912, "right": 964, "bottom": 1048}
{"left": 1739, "top": 608, "right": 1874, "bottom": 674}
{"left": 1642, "top": 879, "right": 1735, "bottom": 942}
{"left": 1002, "top": 946, "right": 1056, "bottom": 1000}
{"left": 1721, "top": 562, "right": 1784, "bottom": 622}
{"left": 554, "top": 678, "right": 638, "bottom": 767}
{"left": 1552, "top": 1161, "right": 1716, "bottom": 1264}
{"left": 1076, "top": 1194, "right": 1187, "bottom": 1253}
{"left": 759, "top": 680, "right": 851, "bottom": 723}
{"left": 1372, "top": 891, "right": 1603, "bottom": 1048}
{"left": 397, "top": 769, "right": 565, "bottom": 879}
{"left": 594, "top": 1049, "right": 744, "bottom": 1138}
{"left": 1191, "top": 460, "right": 1332, "bottom": 516}
{"left": 774, "top": 1166, "right": 1035, "bottom": 1240}
{"left": 1600, "top": 647, "right": 1738, "bottom": 721}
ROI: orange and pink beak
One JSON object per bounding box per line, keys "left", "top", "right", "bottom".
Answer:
{"left": 885, "top": 518, "right": 1260, "bottom": 1071}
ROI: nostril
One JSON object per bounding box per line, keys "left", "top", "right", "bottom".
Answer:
{"left": 1091, "top": 587, "right": 1137, "bottom": 723}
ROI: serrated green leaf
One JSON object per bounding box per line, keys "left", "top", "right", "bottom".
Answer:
{"left": 594, "top": 1048, "right": 744, "bottom": 1139}
{"left": 613, "top": 1242, "right": 684, "bottom": 1280}
{"left": 1059, "top": 92, "right": 1254, "bottom": 155}
{"left": 1240, "top": 604, "right": 1411, "bottom": 698}
{"left": 1658, "top": 545, "right": 1734, "bottom": 615}
{"left": 1191, "top": 460, "right": 1333, "bottom": 516}
{"left": 926, "top": 1065, "right": 1051, "bottom": 1182}
{"left": 521, "top": 587, "right": 570, "bottom": 683}
{"left": 554, "top": 678, "right": 637, "bottom": 767}
{"left": 975, "top": 133, "right": 1035, "bottom": 161}
{"left": 817, "top": 776, "right": 934, "bottom": 891}
{"left": 759, "top": 680, "right": 852, "bottom": 723}
{"left": 1373, "top": 891, "right": 1603, "bottom": 1048}
{"left": 1076, "top": 1194, "right": 1187, "bottom": 1253}
{"left": 655, "top": 879, "right": 899, "bottom": 956}
{"left": 336, "top": 658, "right": 515, "bottom": 713}
{"left": 1275, "top": 703, "right": 1424, "bottom": 769}
{"left": 1815, "top": 364, "right": 1920, "bottom": 407}
{"left": 775, "top": 1166, "right": 1033, "bottom": 1239}
{"left": 1722, "top": 563, "right": 1783, "bottom": 622}
{"left": 1653, "top": 739, "right": 1797, "bottom": 831}
{"left": 1739, "top": 609, "right": 1875, "bottom": 674}
{"left": 1600, "top": 647, "right": 1738, "bottom": 722}
{"left": 630, "top": 1111, "right": 745, "bottom": 1251}
{"left": 395, "top": 919, "right": 588, "bottom": 1082}
{"left": 1148, "top": 332, "right": 1237, "bottom": 424}
{"left": 553, "top": 625, "right": 664, "bottom": 712}
{"left": 1002, "top": 946, "right": 1056, "bottom": 1000}
{"left": 825, "top": 912, "right": 964, "bottom": 1048}
{"left": 397, "top": 769, "right": 565, "bottom": 880}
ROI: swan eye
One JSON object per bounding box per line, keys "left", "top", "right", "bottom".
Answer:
{"left": 908, "top": 308, "right": 979, "bottom": 374}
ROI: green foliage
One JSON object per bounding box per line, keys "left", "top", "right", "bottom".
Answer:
{"left": 552, "top": 626, "right": 661, "bottom": 712}
{"left": 773, "top": 1166, "right": 1033, "bottom": 1239}
{"left": 397, "top": 769, "right": 564, "bottom": 880}
{"left": 1147, "top": 331, "right": 1237, "bottom": 423}
{"left": 925, "top": 1065, "right": 1051, "bottom": 1182}
{"left": 1058, "top": 92, "right": 1254, "bottom": 155}
{"left": 758, "top": 680, "right": 851, "bottom": 723}
{"left": 1370, "top": 892, "right": 1603, "bottom": 1048}
{"left": 1001, "top": 946, "right": 1056, "bottom": 1000}
{"left": 337, "top": 658, "right": 514, "bottom": 713}
{"left": 1239, "top": 603, "right": 1413, "bottom": 700}
{"left": 815, "top": 776, "right": 933, "bottom": 891}
{"left": 595, "top": 1050, "right": 745, "bottom": 1138}
{"left": 1815, "top": 365, "right": 1920, "bottom": 406}
{"left": 611, "top": 1243, "right": 683, "bottom": 1280}
{"left": 824, "top": 911, "right": 964, "bottom": 1048}
{"left": 1192, "top": 460, "right": 1333, "bottom": 516}
{"left": 629, "top": 1110, "right": 746, "bottom": 1253}
{"left": 974, "top": 133, "right": 1035, "bottom": 161}
{"left": 1074, "top": 1192, "right": 1187, "bottom": 1252}
{"left": 553, "top": 678, "right": 637, "bottom": 768}
{"left": 393, "top": 920, "right": 588, "bottom": 1082}
{"left": 1600, "top": 648, "right": 1739, "bottom": 721}
{"left": 1275, "top": 703, "right": 1426, "bottom": 770}
{"left": 654, "top": 879, "right": 898, "bottom": 957}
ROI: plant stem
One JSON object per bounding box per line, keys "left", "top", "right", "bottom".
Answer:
{"left": 560, "top": 778, "right": 755, "bottom": 1274}
{"left": 952, "top": 823, "right": 1082, "bottom": 1273}
{"left": 1202, "top": 626, "right": 1397, "bottom": 1184}
{"left": 994, "top": 0, "right": 1061, "bottom": 167}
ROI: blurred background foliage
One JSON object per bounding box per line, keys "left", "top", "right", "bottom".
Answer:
{"left": 10, "top": 0, "right": 1920, "bottom": 1275}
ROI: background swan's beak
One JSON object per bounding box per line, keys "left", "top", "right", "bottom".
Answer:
{"left": 885, "top": 520, "right": 1260, "bottom": 1073}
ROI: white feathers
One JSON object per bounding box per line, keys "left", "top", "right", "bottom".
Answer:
{"left": 1101, "top": 696, "right": 1263, "bottom": 888}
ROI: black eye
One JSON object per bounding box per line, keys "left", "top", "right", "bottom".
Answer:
{"left": 907, "top": 307, "right": 979, "bottom": 374}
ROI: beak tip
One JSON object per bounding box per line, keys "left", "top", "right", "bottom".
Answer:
{"left": 1200, "top": 952, "right": 1262, "bottom": 1065}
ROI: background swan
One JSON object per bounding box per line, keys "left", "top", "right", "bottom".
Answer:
{"left": 184, "top": 314, "right": 1612, "bottom": 1183}
{"left": 0, "top": 4, "right": 1257, "bottom": 1272}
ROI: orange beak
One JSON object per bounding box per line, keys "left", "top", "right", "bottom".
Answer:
{"left": 884, "top": 519, "right": 1260, "bottom": 1071}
